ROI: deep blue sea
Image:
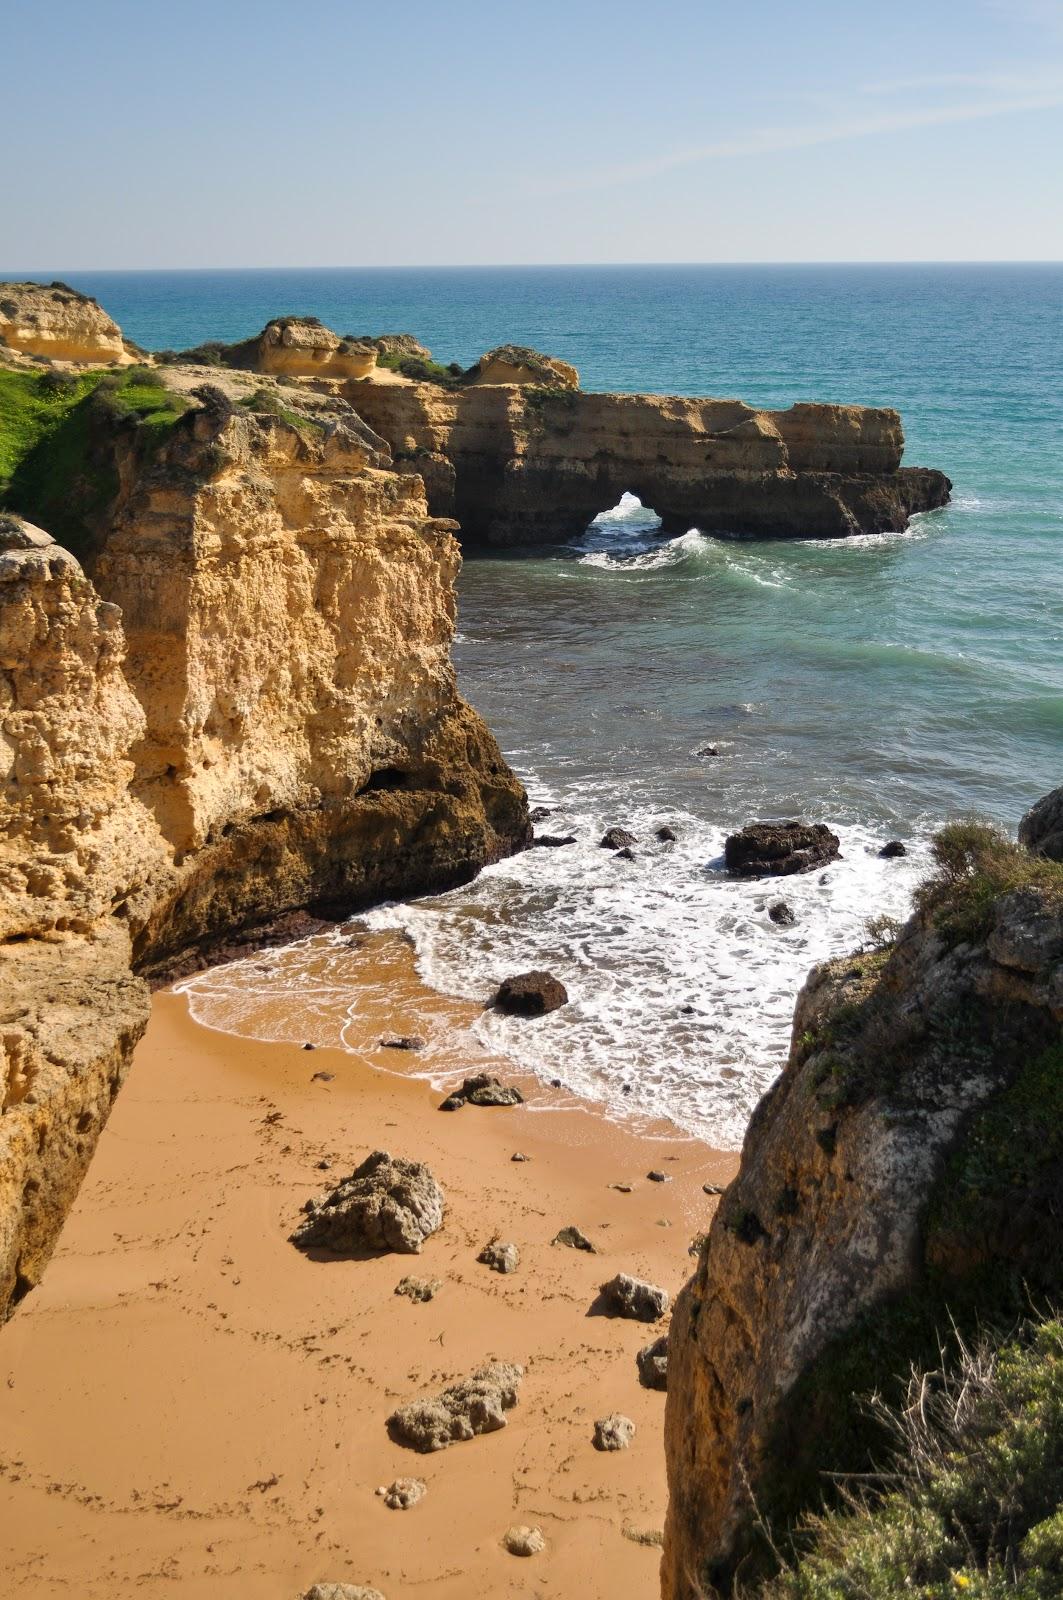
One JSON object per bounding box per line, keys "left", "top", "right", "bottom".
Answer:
{"left": 21, "top": 264, "right": 1061, "bottom": 1143}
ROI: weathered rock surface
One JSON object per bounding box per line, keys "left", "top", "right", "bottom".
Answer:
{"left": 768, "top": 900, "right": 797, "bottom": 926}
{"left": 724, "top": 820, "right": 840, "bottom": 878}
{"left": 292, "top": 1151, "right": 444, "bottom": 1255}
{"left": 1020, "top": 785, "right": 1063, "bottom": 862}
{"left": 492, "top": 971, "right": 568, "bottom": 1015}
{"left": 637, "top": 1334, "right": 669, "bottom": 1391}
{"left": 600, "top": 826, "right": 637, "bottom": 850}
{"left": 553, "top": 1224, "right": 597, "bottom": 1252}
{"left": 477, "top": 1239, "right": 519, "bottom": 1273}
{"left": 0, "top": 281, "right": 135, "bottom": 364}
{"left": 593, "top": 1412, "right": 636, "bottom": 1451}
{"left": 394, "top": 1275, "right": 441, "bottom": 1303}
{"left": 386, "top": 1361, "right": 523, "bottom": 1452}
{"left": 438, "top": 1072, "right": 524, "bottom": 1110}
{"left": 351, "top": 381, "right": 951, "bottom": 547}
{"left": 599, "top": 1272, "right": 670, "bottom": 1322}
{"left": 503, "top": 1524, "right": 546, "bottom": 1556}
{"left": 302, "top": 1586, "right": 385, "bottom": 1600}
{"left": 251, "top": 317, "right": 378, "bottom": 381}
{"left": 377, "top": 1477, "right": 425, "bottom": 1509}
{"left": 878, "top": 839, "right": 907, "bottom": 858}
{"left": 467, "top": 345, "right": 579, "bottom": 389}
{"left": 662, "top": 836, "right": 1063, "bottom": 1598}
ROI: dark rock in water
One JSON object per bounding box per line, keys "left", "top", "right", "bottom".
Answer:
{"left": 637, "top": 1334, "right": 669, "bottom": 1390}
{"left": 291, "top": 1150, "right": 444, "bottom": 1256}
{"left": 380, "top": 1034, "right": 426, "bottom": 1051}
{"left": 599, "top": 1272, "right": 669, "bottom": 1321}
{"left": 1019, "top": 785, "right": 1063, "bottom": 862}
{"left": 647, "top": 1170, "right": 669, "bottom": 1183}
{"left": 529, "top": 805, "right": 553, "bottom": 823}
{"left": 478, "top": 1239, "right": 520, "bottom": 1273}
{"left": 879, "top": 840, "right": 907, "bottom": 859}
{"left": 697, "top": 745, "right": 720, "bottom": 758}
{"left": 768, "top": 900, "right": 797, "bottom": 926}
{"left": 386, "top": 1361, "right": 523, "bottom": 1452}
{"left": 725, "top": 820, "right": 840, "bottom": 878}
{"left": 680, "top": 1004, "right": 695, "bottom": 1015}
{"left": 615, "top": 846, "right": 636, "bottom": 861}
{"left": 600, "top": 826, "right": 637, "bottom": 850}
{"left": 593, "top": 1412, "right": 636, "bottom": 1451}
{"left": 550, "top": 1078, "right": 563, "bottom": 1088}
{"left": 531, "top": 833, "right": 577, "bottom": 848}
{"left": 493, "top": 971, "right": 568, "bottom": 1016}
{"left": 553, "top": 1224, "right": 597, "bottom": 1252}
{"left": 439, "top": 1072, "right": 524, "bottom": 1111}
{"left": 656, "top": 826, "right": 678, "bottom": 842}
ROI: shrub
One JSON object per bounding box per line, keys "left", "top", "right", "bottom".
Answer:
{"left": 913, "top": 822, "right": 1063, "bottom": 947}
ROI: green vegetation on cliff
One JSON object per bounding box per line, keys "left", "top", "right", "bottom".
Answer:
{"left": 0, "top": 366, "right": 187, "bottom": 559}
{"left": 763, "top": 1319, "right": 1063, "bottom": 1600}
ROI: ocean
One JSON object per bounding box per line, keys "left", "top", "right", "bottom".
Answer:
{"left": 22, "top": 264, "right": 1062, "bottom": 1146}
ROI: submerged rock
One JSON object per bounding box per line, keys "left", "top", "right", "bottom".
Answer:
{"left": 438, "top": 1072, "right": 524, "bottom": 1111}
{"left": 599, "top": 1272, "right": 669, "bottom": 1322}
{"left": 386, "top": 1361, "right": 523, "bottom": 1453}
{"left": 768, "top": 900, "right": 797, "bottom": 926}
{"left": 724, "top": 820, "right": 840, "bottom": 878}
{"left": 531, "top": 832, "right": 577, "bottom": 847}
{"left": 637, "top": 1334, "right": 669, "bottom": 1390}
{"left": 503, "top": 1525, "right": 546, "bottom": 1557}
{"left": 600, "top": 826, "right": 638, "bottom": 850}
{"left": 492, "top": 971, "right": 568, "bottom": 1016}
{"left": 593, "top": 1412, "right": 636, "bottom": 1451}
{"left": 657, "top": 826, "right": 678, "bottom": 842}
{"left": 379, "top": 1034, "right": 425, "bottom": 1051}
{"left": 477, "top": 1240, "right": 520, "bottom": 1274}
{"left": 878, "top": 839, "right": 907, "bottom": 859}
{"left": 291, "top": 1151, "right": 444, "bottom": 1256}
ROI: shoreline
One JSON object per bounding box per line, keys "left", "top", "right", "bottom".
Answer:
{"left": 0, "top": 955, "right": 736, "bottom": 1599}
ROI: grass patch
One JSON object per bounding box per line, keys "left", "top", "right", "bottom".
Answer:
{"left": 374, "top": 351, "right": 465, "bottom": 387}
{"left": 237, "top": 387, "right": 326, "bottom": 435}
{"left": 914, "top": 822, "right": 1063, "bottom": 948}
{"left": 0, "top": 365, "right": 187, "bottom": 560}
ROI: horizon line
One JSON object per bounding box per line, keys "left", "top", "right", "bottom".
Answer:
{"left": 4, "top": 258, "right": 1063, "bottom": 276}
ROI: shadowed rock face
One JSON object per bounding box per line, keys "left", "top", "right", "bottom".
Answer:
{"left": 350, "top": 382, "right": 951, "bottom": 546}
{"left": 661, "top": 843, "right": 1063, "bottom": 1599}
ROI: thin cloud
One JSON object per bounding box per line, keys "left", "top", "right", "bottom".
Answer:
{"left": 528, "top": 90, "right": 1063, "bottom": 195}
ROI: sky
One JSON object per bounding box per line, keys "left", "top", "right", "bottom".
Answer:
{"left": 3, "top": 0, "right": 1063, "bottom": 268}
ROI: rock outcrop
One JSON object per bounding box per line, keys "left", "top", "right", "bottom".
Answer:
{"left": 291, "top": 1151, "right": 445, "bottom": 1256}
{"left": 386, "top": 1361, "right": 524, "bottom": 1452}
{"left": 1020, "top": 784, "right": 1063, "bottom": 863}
{"left": 662, "top": 821, "right": 1063, "bottom": 1598}
{"left": 724, "top": 820, "right": 841, "bottom": 878}
{"left": 0, "top": 281, "right": 135, "bottom": 365}
{"left": 252, "top": 317, "right": 379, "bottom": 381}
{"left": 351, "top": 381, "right": 951, "bottom": 546}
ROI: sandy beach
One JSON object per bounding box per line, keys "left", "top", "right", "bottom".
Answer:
{"left": 0, "top": 944, "right": 736, "bottom": 1599}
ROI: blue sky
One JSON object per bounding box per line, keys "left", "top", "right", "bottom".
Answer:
{"left": 4, "top": 0, "right": 1062, "bottom": 266}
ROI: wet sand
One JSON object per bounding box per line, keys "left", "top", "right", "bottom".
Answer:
{"left": 0, "top": 956, "right": 736, "bottom": 1599}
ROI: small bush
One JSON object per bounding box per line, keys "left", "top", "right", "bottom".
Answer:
{"left": 913, "top": 822, "right": 1063, "bottom": 947}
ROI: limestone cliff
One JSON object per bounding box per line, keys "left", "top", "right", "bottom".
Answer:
{"left": 0, "top": 281, "right": 135, "bottom": 366}
{"left": 350, "top": 382, "right": 950, "bottom": 545}
{"left": 0, "top": 333, "right": 530, "bottom": 1317}
{"left": 661, "top": 822, "right": 1063, "bottom": 1598}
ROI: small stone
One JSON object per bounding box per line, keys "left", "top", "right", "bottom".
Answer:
{"left": 510, "top": 1152, "right": 529, "bottom": 1163}
{"left": 702, "top": 1182, "right": 725, "bottom": 1196}
{"left": 609, "top": 1183, "right": 633, "bottom": 1194}
{"left": 599, "top": 1272, "right": 669, "bottom": 1322}
{"left": 312, "top": 1071, "right": 335, "bottom": 1082}
{"left": 879, "top": 840, "right": 907, "bottom": 859}
{"left": 438, "top": 1073, "right": 524, "bottom": 1111}
{"left": 380, "top": 1477, "right": 426, "bottom": 1510}
{"left": 380, "top": 1035, "right": 426, "bottom": 1051}
{"left": 552, "top": 1225, "right": 597, "bottom": 1252}
{"left": 503, "top": 1525, "right": 545, "bottom": 1557}
{"left": 600, "top": 826, "right": 637, "bottom": 850}
{"left": 550, "top": 1078, "right": 563, "bottom": 1088}
{"left": 394, "top": 1276, "right": 441, "bottom": 1303}
{"left": 302, "top": 1586, "right": 385, "bottom": 1600}
{"left": 622, "top": 1526, "right": 664, "bottom": 1548}
{"left": 637, "top": 1334, "right": 669, "bottom": 1391}
{"left": 303, "top": 1042, "right": 315, "bottom": 1051}
{"left": 768, "top": 901, "right": 797, "bottom": 926}
{"left": 493, "top": 972, "right": 568, "bottom": 1016}
{"left": 593, "top": 1412, "right": 636, "bottom": 1451}
{"left": 615, "top": 846, "right": 636, "bottom": 861}
{"left": 478, "top": 1240, "right": 520, "bottom": 1274}
{"left": 656, "top": 825, "right": 678, "bottom": 842}
{"left": 647, "top": 1170, "right": 669, "bottom": 1183}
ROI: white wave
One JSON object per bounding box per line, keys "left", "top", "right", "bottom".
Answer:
{"left": 578, "top": 528, "right": 712, "bottom": 571}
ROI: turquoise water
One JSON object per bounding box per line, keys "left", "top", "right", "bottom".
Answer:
{"left": 31, "top": 265, "right": 1062, "bottom": 1142}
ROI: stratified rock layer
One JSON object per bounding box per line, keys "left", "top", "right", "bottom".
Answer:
{"left": 0, "top": 281, "right": 135, "bottom": 365}
{"left": 662, "top": 852, "right": 1063, "bottom": 1598}
{"left": 351, "top": 382, "right": 951, "bottom": 545}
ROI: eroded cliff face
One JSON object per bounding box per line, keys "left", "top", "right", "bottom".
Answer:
{"left": 661, "top": 835, "right": 1063, "bottom": 1598}
{"left": 350, "top": 382, "right": 950, "bottom": 545}
{"left": 0, "top": 364, "right": 530, "bottom": 1316}
{"left": 0, "top": 281, "right": 135, "bottom": 366}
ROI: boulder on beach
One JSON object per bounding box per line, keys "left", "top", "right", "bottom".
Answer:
{"left": 504, "top": 1525, "right": 546, "bottom": 1557}
{"left": 637, "top": 1334, "right": 669, "bottom": 1390}
{"left": 600, "top": 826, "right": 638, "bottom": 850}
{"left": 291, "top": 1151, "right": 444, "bottom": 1256}
{"left": 492, "top": 971, "right": 568, "bottom": 1016}
{"left": 593, "top": 1412, "right": 636, "bottom": 1451}
{"left": 394, "top": 1275, "right": 441, "bottom": 1302}
{"left": 386, "top": 1361, "right": 523, "bottom": 1452}
{"left": 438, "top": 1072, "right": 525, "bottom": 1110}
{"left": 724, "top": 820, "right": 840, "bottom": 878}
{"left": 553, "top": 1224, "right": 597, "bottom": 1252}
{"left": 477, "top": 1239, "right": 520, "bottom": 1273}
{"left": 599, "top": 1272, "right": 670, "bottom": 1322}
{"left": 377, "top": 1477, "right": 426, "bottom": 1510}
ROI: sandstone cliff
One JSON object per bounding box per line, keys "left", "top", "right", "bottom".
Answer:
{"left": 0, "top": 330, "right": 530, "bottom": 1317}
{"left": 662, "top": 821, "right": 1063, "bottom": 1598}
{"left": 350, "top": 382, "right": 951, "bottom": 545}
{"left": 0, "top": 281, "right": 135, "bottom": 366}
